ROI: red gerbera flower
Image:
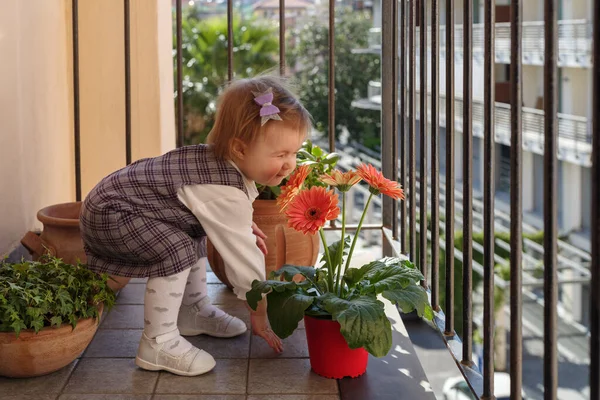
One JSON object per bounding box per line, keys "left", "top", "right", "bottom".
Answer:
{"left": 277, "top": 165, "right": 312, "bottom": 211}
{"left": 285, "top": 186, "right": 340, "bottom": 235}
{"left": 356, "top": 163, "right": 405, "bottom": 200}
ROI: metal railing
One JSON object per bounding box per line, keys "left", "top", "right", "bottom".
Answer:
{"left": 369, "top": 19, "right": 593, "bottom": 67}
{"left": 68, "top": 0, "right": 600, "bottom": 399}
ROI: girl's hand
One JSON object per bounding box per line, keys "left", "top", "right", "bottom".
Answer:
{"left": 250, "top": 312, "right": 283, "bottom": 353}
{"left": 252, "top": 222, "right": 268, "bottom": 255}
{"left": 246, "top": 300, "right": 283, "bottom": 353}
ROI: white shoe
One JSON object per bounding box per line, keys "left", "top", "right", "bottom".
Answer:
{"left": 178, "top": 297, "right": 247, "bottom": 338}
{"left": 135, "top": 330, "right": 216, "bottom": 376}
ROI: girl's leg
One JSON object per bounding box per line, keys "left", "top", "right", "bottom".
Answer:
{"left": 135, "top": 268, "right": 215, "bottom": 376}
{"left": 178, "top": 257, "right": 247, "bottom": 337}
{"left": 107, "top": 276, "right": 130, "bottom": 292}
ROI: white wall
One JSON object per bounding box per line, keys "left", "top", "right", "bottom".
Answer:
{"left": 561, "top": 67, "right": 590, "bottom": 117}
{"left": 522, "top": 65, "right": 543, "bottom": 109}
{"left": 0, "top": 0, "right": 176, "bottom": 255}
{"left": 0, "top": 0, "right": 74, "bottom": 255}
{"left": 523, "top": 0, "right": 543, "bottom": 22}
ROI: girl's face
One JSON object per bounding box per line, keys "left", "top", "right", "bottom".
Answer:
{"left": 233, "top": 122, "right": 305, "bottom": 187}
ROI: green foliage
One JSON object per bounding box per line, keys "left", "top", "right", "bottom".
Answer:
{"left": 0, "top": 256, "right": 116, "bottom": 337}
{"left": 256, "top": 140, "right": 340, "bottom": 199}
{"left": 177, "top": 11, "right": 279, "bottom": 144}
{"left": 288, "top": 8, "right": 381, "bottom": 147}
{"left": 247, "top": 257, "right": 432, "bottom": 357}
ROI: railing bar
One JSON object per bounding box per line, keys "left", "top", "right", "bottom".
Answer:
{"left": 176, "top": 0, "right": 184, "bottom": 148}
{"left": 444, "top": 0, "right": 455, "bottom": 334}
{"left": 124, "top": 0, "right": 132, "bottom": 165}
{"left": 380, "top": 0, "right": 397, "bottom": 246}
{"left": 430, "top": 0, "right": 439, "bottom": 310}
{"left": 323, "top": 223, "right": 383, "bottom": 231}
{"left": 483, "top": 0, "right": 496, "bottom": 398}
{"left": 461, "top": 0, "right": 473, "bottom": 366}
{"left": 400, "top": 0, "right": 407, "bottom": 253}
{"left": 409, "top": 0, "right": 417, "bottom": 263}
{"left": 279, "top": 0, "right": 285, "bottom": 75}
{"left": 591, "top": 1, "right": 600, "bottom": 398}
{"left": 543, "top": 0, "right": 559, "bottom": 398}
{"left": 418, "top": 0, "right": 428, "bottom": 286}
{"left": 391, "top": 0, "right": 398, "bottom": 239}
{"left": 328, "top": 0, "right": 335, "bottom": 154}
{"left": 227, "top": 0, "right": 233, "bottom": 81}
{"left": 510, "top": 0, "right": 524, "bottom": 398}
{"left": 72, "top": 0, "right": 81, "bottom": 201}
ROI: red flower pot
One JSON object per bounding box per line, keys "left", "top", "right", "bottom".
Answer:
{"left": 304, "top": 315, "right": 369, "bottom": 379}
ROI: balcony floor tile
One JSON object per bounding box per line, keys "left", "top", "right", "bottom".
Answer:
{"left": 0, "top": 360, "right": 77, "bottom": 396}
{"left": 247, "top": 359, "right": 338, "bottom": 395}
{"left": 62, "top": 358, "right": 158, "bottom": 394}
{"left": 154, "top": 359, "right": 248, "bottom": 395}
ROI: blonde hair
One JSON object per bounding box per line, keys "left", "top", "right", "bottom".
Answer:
{"left": 206, "top": 75, "right": 312, "bottom": 159}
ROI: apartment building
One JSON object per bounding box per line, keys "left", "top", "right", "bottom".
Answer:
{"left": 352, "top": 0, "right": 594, "bottom": 329}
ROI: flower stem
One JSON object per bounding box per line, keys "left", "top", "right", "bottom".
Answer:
{"left": 342, "top": 192, "right": 374, "bottom": 281}
{"left": 319, "top": 228, "right": 335, "bottom": 292}
{"left": 336, "top": 192, "right": 347, "bottom": 296}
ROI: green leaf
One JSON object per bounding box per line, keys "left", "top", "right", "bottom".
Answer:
{"left": 348, "top": 257, "right": 424, "bottom": 294}
{"left": 246, "top": 279, "right": 309, "bottom": 310}
{"left": 270, "top": 265, "right": 316, "bottom": 282}
{"left": 267, "top": 290, "right": 314, "bottom": 339}
{"left": 323, "top": 153, "right": 340, "bottom": 164}
{"left": 343, "top": 260, "right": 386, "bottom": 288}
{"left": 10, "top": 320, "right": 27, "bottom": 337}
{"left": 297, "top": 149, "right": 316, "bottom": 161}
{"left": 383, "top": 284, "right": 434, "bottom": 320}
{"left": 320, "top": 293, "right": 392, "bottom": 357}
{"left": 366, "top": 264, "right": 424, "bottom": 293}
{"left": 50, "top": 316, "right": 63, "bottom": 327}
{"left": 245, "top": 280, "right": 272, "bottom": 310}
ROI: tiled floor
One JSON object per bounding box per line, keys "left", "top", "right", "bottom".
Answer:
{"left": 0, "top": 273, "right": 341, "bottom": 400}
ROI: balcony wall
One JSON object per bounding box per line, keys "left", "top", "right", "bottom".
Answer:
{"left": 0, "top": 0, "right": 176, "bottom": 255}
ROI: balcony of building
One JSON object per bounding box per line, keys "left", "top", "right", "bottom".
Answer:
{"left": 1, "top": 1, "right": 598, "bottom": 400}
{"left": 366, "top": 19, "right": 593, "bottom": 68}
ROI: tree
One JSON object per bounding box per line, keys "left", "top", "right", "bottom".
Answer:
{"left": 176, "top": 12, "right": 279, "bottom": 144}
{"left": 287, "top": 8, "right": 381, "bottom": 149}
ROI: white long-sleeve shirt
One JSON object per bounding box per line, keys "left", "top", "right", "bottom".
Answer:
{"left": 176, "top": 162, "right": 264, "bottom": 300}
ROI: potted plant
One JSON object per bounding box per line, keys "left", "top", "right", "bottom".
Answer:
{"left": 246, "top": 164, "right": 434, "bottom": 379}
{"left": 0, "top": 255, "right": 116, "bottom": 378}
{"left": 207, "top": 140, "right": 340, "bottom": 288}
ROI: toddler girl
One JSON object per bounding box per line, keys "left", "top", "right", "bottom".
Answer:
{"left": 80, "top": 75, "right": 310, "bottom": 376}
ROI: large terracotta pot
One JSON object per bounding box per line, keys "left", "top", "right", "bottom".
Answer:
{"left": 304, "top": 315, "right": 369, "bottom": 379}
{"left": 21, "top": 202, "right": 86, "bottom": 266}
{"left": 207, "top": 199, "right": 320, "bottom": 289}
{"left": 0, "top": 305, "right": 102, "bottom": 378}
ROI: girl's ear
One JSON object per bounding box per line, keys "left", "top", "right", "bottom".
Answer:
{"left": 231, "top": 139, "right": 247, "bottom": 160}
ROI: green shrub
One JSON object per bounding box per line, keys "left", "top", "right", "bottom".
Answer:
{"left": 0, "top": 255, "right": 116, "bottom": 336}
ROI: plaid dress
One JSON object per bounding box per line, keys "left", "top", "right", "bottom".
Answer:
{"left": 80, "top": 145, "right": 248, "bottom": 278}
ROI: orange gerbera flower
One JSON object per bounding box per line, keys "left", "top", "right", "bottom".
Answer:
{"left": 356, "top": 163, "right": 405, "bottom": 200}
{"left": 320, "top": 170, "right": 362, "bottom": 192}
{"left": 285, "top": 186, "right": 340, "bottom": 235}
{"left": 277, "top": 165, "right": 312, "bottom": 211}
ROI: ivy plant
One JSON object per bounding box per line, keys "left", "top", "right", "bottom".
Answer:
{"left": 0, "top": 255, "right": 116, "bottom": 337}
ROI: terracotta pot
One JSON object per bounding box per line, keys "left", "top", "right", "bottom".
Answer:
{"left": 21, "top": 202, "right": 86, "bottom": 266}
{"left": 304, "top": 314, "right": 369, "bottom": 379}
{"left": 207, "top": 199, "right": 320, "bottom": 289}
{"left": 0, "top": 305, "right": 103, "bottom": 378}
